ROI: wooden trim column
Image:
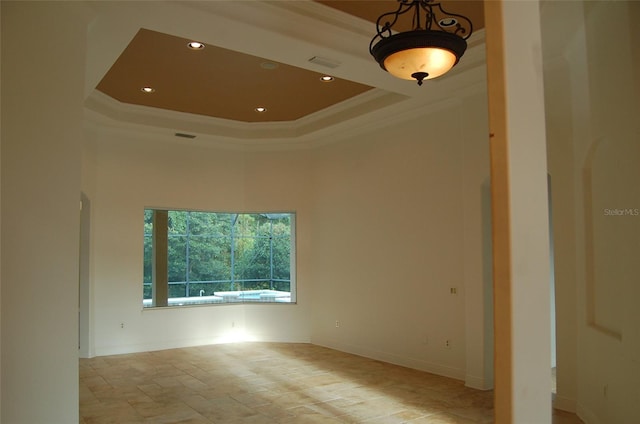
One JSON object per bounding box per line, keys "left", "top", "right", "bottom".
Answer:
{"left": 484, "top": 1, "right": 552, "bottom": 422}
{"left": 484, "top": 3, "right": 512, "bottom": 420}
{"left": 152, "top": 210, "right": 168, "bottom": 307}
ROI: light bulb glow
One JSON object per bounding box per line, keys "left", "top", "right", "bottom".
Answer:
{"left": 187, "top": 41, "right": 205, "bottom": 50}
{"left": 383, "top": 47, "right": 457, "bottom": 81}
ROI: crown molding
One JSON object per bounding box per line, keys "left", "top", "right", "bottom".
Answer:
{"left": 85, "top": 88, "right": 407, "bottom": 140}
{"left": 83, "top": 0, "right": 487, "bottom": 151}
{"left": 85, "top": 63, "right": 487, "bottom": 152}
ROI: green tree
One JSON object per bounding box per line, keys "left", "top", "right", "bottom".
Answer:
{"left": 144, "top": 210, "right": 292, "bottom": 300}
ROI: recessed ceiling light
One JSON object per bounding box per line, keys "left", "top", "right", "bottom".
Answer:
{"left": 320, "top": 75, "right": 334, "bottom": 82}
{"left": 255, "top": 107, "right": 267, "bottom": 113}
{"left": 187, "top": 41, "right": 205, "bottom": 50}
{"left": 260, "top": 61, "right": 279, "bottom": 70}
{"left": 141, "top": 86, "right": 155, "bottom": 93}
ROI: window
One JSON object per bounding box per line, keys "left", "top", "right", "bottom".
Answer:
{"left": 143, "top": 209, "right": 295, "bottom": 307}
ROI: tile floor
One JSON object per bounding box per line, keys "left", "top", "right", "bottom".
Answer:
{"left": 80, "top": 342, "right": 583, "bottom": 424}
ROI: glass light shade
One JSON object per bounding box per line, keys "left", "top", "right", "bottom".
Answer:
{"left": 370, "top": 30, "right": 468, "bottom": 85}
{"left": 383, "top": 47, "right": 457, "bottom": 81}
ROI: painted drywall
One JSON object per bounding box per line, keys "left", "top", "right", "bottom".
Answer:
{"left": 82, "top": 129, "right": 314, "bottom": 356}
{"left": 0, "top": 0, "right": 3, "bottom": 417}
{"left": 0, "top": 3, "right": 492, "bottom": 422}
{"left": 1, "top": 2, "right": 87, "bottom": 423}
{"left": 491, "top": 2, "right": 553, "bottom": 421}
{"left": 461, "top": 92, "right": 494, "bottom": 391}
{"left": 542, "top": 1, "right": 640, "bottom": 422}
{"left": 309, "top": 92, "right": 491, "bottom": 384}
{"left": 1, "top": 1, "right": 493, "bottom": 420}
{"left": 82, "top": 87, "right": 492, "bottom": 389}
{"left": 80, "top": 142, "right": 98, "bottom": 358}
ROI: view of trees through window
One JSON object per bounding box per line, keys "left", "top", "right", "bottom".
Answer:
{"left": 144, "top": 210, "right": 294, "bottom": 306}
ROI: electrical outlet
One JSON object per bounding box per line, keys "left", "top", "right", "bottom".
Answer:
{"left": 450, "top": 287, "right": 458, "bottom": 295}
{"left": 335, "top": 320, "right": 340, "bottom": 328}
{"left": 120, "top": 323, "right": 124, "bottom": 329}
{"left": 445, "top": 339, "right": 451, "bottom": 349}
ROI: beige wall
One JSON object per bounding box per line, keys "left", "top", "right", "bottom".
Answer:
{"left": 310, "top": 94, "right": 492, "bottom": 384}
{"left": 0, "top": 1, "right": 546, "bottom": 422}
{"left": 1, "top": 2, "right": 88, "bottom": 423}
{"left": 542, "top": 1, "right": 640, "bottom": 422}
{"left": 3, "top": 1, "right": 639, "bottom": 422}
{"left": 82, "top": 87, "right": 492, "bottom": 387}
{"left": 484, "top": 2, "right": 553, "bottom": 421}
{"left": 83, "top": 128, "right": 314, "bottom": 355}
{"left": 0, "top": 0, "right": 3, "bottom": 417}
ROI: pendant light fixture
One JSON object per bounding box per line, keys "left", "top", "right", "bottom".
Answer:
{"left": 369, "top": 0, "right": 473, "bottom": 86}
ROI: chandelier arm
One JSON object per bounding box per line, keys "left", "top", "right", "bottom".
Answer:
{"left": 417, "top": 0, "right": 437, "bottom": 30}
{"left": 369, "top": 1, "right": 417, "bottom": 54}
{"left": 369, "top": 0, "right": 473, "bottom": 85}
{"left": 431, "top": 3, "right": 473, "bottom": 39}
{"left": 412, "top": 1, "right": 422, "bottom": 30}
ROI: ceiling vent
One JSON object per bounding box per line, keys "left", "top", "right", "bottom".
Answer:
{"left": 308, "top": 56, "right": 341, "bottom": 69}
{"left": 175, "top": 132, "right": 196, "bottom": 139}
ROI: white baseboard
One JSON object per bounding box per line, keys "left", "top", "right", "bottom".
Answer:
{"left": 94, "top": 333, "right": 311, "bottom": 357}
{"left": 576, "top": 402, "right": 599, "bottom": 424}
{"left": 465, "top": 374, "right": 493, "bottom": 390}
{"left": 311, "top": 336, "right": 465, "bottom": 381}
{"left": 552, "top": 393, "right": 577, "bottom": 413}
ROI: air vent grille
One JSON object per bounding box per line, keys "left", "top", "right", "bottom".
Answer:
{"left": 175, "top": 132, "right": 196, "bottom": 139}
{"left": 308, "top": 56, "right": 341, "bottom": 69}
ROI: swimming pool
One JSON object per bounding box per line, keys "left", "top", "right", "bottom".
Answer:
{"left": 213, "top": 289, "right": 291, "bottom": 302}
{"left": 142, "top": 289, "right": 291, "bottom": 307}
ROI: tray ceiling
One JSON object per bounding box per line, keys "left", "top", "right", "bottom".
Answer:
{"left": 94, "top": 1, "right": 485, "bottom": 125}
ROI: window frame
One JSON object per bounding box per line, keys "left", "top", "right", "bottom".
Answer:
{"left": 143, "top": 208, "right": 296, "bottom": 308}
